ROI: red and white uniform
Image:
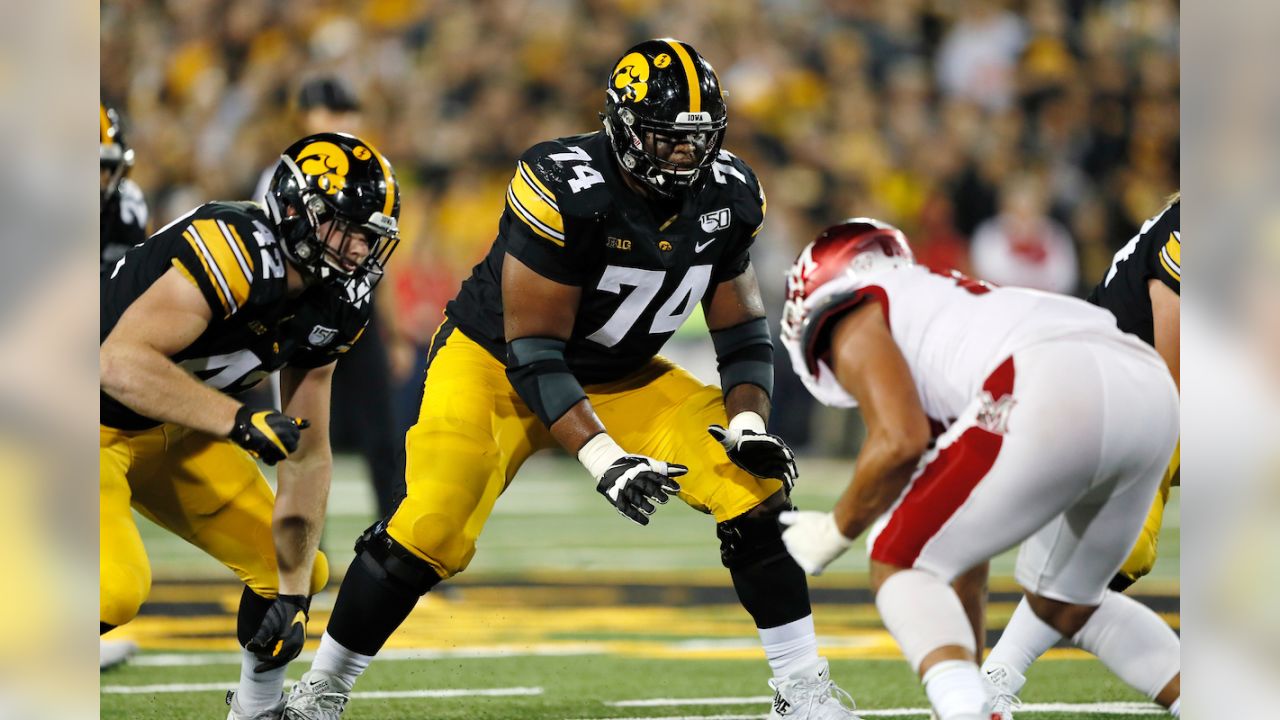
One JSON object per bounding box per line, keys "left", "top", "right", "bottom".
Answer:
{"left": 808, "top": 264, "right": 1178, "bottom": 604}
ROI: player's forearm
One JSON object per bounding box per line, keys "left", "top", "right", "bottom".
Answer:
{"left": 100, "top": 340, "right": 240, "bottom": 435}
{"left": 273, "top": 454, "right": 332, "bottom": 595}
{"left": 724, "top": 382, "right": 771, "bottom": 423}
{"left": 549, "top": 398, "right": 608, "bottom": 455}
{"left": 832, "top": 438, "right": 922, "bottom": 538}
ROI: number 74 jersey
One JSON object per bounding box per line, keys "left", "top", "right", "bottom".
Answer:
{"left": 447, "top": 131, "right": 767, "bottom": 383}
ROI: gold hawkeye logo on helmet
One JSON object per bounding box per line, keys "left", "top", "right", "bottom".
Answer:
{"left": 612, "top": 52, "right": 650, "bottom": 104}
{"left": 296, "top": 141, "right": 350, "bottom": 195}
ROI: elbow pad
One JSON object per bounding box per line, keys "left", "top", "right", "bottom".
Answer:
{"left": 711, "top": 317, "right": 774, "bottom": 398}
{"left": 505, "top": 337, "right": 587, "bottom": 427}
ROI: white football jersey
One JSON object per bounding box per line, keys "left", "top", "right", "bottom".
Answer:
{"left": 850, "top": 265, "right": 1121, "bottom": 424}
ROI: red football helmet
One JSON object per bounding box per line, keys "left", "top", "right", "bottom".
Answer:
{"left": 781, "top": 218, "right": 915, "bottom": 407}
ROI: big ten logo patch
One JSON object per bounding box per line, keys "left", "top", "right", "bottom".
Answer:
{"left": 607, "top": 236, "right": 632, "bottom": 251}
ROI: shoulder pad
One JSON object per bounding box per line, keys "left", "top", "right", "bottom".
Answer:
{"left": 177, "top": 201, "right": 288, "bottom": 315}
{"left": 516, "top": 135, "right": 612, "bottom": 219}
{"left": 709, "top": 149, "right": 765, "bottom": 232}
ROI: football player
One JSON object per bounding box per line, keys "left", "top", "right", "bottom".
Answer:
{"left": 284, "top": 39, "right": 858, "bottom": 720}
{"left": 100, "top": 132, "right": 401, "bottom": 720}
{"left": 777, "top": 220, "right": 1181, "bottom": 719}
{"left": 981, "top": 195, "right": 1181, "bottom": 716}
{"left": 101, "top": 102, "right": 150, "bottom": 271}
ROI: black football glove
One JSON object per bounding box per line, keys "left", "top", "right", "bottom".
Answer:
{"left": 229, "top": 406, "right": 309, "bottom": 466}
{"left": 245, "top": 594, "right": 309, "bottom": 673}
{"left": 595, "top": 456, "right": 687, "bottom": 526}
{"left": 708, "top": 424, "right": 798, "bottom": 493}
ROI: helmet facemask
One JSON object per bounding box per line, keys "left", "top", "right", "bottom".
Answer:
{"left": 605, "top": 95, "right": 726, "bottom": 198}
{"left": 266, "top": 153, "right": 401, "bottom": 293}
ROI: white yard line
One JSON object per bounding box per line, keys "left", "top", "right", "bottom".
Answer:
{"left": 101, "top": 682, "right": 542, "bottom": 699}
{"left": 580, "top": 701, "right": 1169, "bottom": 719}
{"left": 131, "top": 643, "right": 606, "bottom": 666}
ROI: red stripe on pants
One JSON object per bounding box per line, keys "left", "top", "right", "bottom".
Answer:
{"left": 870, "top": 357, "right": 1016, "bottom": 568}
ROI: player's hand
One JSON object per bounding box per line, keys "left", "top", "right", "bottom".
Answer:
{"left": 229, "top": 406, "right": 309, "bottom": 465}
{"left": 778, "top": 511, "right": 854, "bottom": 576}
{"left": 595, "top": 455, "right": 687, "bottom": 526}
{"left": 708, "top": 421, "right": 798, "bottom": 492}
{"left": 245, "top": 594, "right": 309, "bottom": 672}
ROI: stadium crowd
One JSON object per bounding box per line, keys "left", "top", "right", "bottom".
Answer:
{"left": 101, "top": 0, "right": 1178, "bottom": 446}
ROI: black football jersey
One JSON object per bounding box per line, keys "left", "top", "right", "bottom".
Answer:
{"left": 1087, "top": 199, "right": 1180, "bottom": 346}
{"left": 101, "top": 178, "right": 150, "bottom": 272}
{"left": 101, "top": 201, "right": 372, "bottom": 430}
{"left": 446, "top": 131, "right": 767, "bottom": 383}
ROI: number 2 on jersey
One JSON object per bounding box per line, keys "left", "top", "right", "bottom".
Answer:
{"left": 587, "top": 265, "right": 713, "bottom": 347}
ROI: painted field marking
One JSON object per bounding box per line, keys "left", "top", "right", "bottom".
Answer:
{"left": 131, "top": 643, "right": 606, "bottom": 666}
{"left": 101, "top": 682, "right": 543, "bottom": 699}
{"left": 580, "top": 700, "right": 1168, "bottom": 718}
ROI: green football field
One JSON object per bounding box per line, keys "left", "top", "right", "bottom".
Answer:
{"left": 102, "top": 455, "right": 1179, "bottom": 719}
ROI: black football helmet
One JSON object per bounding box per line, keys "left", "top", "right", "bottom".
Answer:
{"left": 264, "top": 132, "right": 401, "bottom": 289}
{"left": 100, "top": 102, "right": 134, "bottom": 205}
{"left": 602, "top": 38, "right": 727, "bottom": 198}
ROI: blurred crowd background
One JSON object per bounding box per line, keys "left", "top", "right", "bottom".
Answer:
{"left": 101, "top": 0, "right": 1179, "bottom": 448}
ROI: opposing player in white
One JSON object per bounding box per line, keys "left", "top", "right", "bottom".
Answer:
{"left": 777, "top": 219, "right": 1181, "bottom": 720}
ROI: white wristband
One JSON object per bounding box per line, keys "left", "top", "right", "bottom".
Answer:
{"left": 578, "top": 433, "right": 627, "bottom": 479}
{"left": 728, "top": 411, "right": 767, "bottom": 434}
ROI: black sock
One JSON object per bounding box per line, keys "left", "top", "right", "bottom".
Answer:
{"left": 237, "top": 586, "right": 275, "bottom": 647}
{"left": 730, "top": 552, "right": 813, "bottom": 629}
{"left": 326, "top": 554, "right": 424, "bottom": 656}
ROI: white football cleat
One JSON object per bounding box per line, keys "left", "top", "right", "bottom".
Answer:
{"left": 99, "top": 639, "right": 137, "bottom": 671}
{"left": 768, "top": 657, "right": 862, "bottom": 719}
{"left": 282, "top": 671, "right": 350, "bottom": 720}
{"left": 983, "top": 662, "right": 1026, "bottom": 720}
{"left": 225, "top": 690, "right": 285, "bottom": 720}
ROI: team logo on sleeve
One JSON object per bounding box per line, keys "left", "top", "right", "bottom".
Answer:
{"left": 700, "top": 208, "right": 731, "bottom": 233}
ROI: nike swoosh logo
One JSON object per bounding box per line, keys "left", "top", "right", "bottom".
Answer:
{"left": 694, "top": 238, "right": 716, "bottom": 253}
{"left": 292, "top": 610, "right": 307, "bottom": 627}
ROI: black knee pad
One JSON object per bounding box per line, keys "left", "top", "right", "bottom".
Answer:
{"left": 717, "top": 500, "right": 794, "bottom": 570}
{"left": 353, "top": 519, "right": 443, "bottom": 596}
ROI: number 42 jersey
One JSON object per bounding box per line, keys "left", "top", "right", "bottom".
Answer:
{"left": 446, "top": 131, "right": 767, "bottom": 383}
{"left": 101, "top": 201, "right": 372, "bottom": 430}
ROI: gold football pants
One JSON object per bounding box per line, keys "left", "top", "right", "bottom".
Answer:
{"left": 99, "top": 423, "right": 328, "bottom": 628}
{"left": 388, "top": 326, "right": 784, "bottom": 579}
{"left": 1116, "top": 440, "right": 1179, "bottom": 584}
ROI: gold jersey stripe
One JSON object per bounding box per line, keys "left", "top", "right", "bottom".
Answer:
{"left": 1160, "top": 232, "right": 1181, "bottom": 281}
{"left": 100, "top": 104, "right": 114, "bottom": 145}
{"left": 520, "top": 162, "right": 558, "bottom": 210}
{"left": 665, "top": 39, "right": 700, "bottom": 113}
{"left": 191, "top": 219, "right": 252, "bottom": 308}
{"left": 221, "top": 221, "right": 255, "bottom": 274}
{"left": 506, "top": 192, "right": 565, "bottom": 246}
{"left": 507, "top": 163, "right": 565, "bottom": 244}
{"left": 182, "top": 231, "right": 231, "bottom": 315}
{"left": 362, "top": 139, "right": 397, "bottom": 216}
{"left": 1159, "top": 249, "right": 1180, "bottom": 282}
{"left": 170, "top": 258, "right": 199, "bottom": 291}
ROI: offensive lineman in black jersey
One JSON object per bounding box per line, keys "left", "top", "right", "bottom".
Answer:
{"left": 981, "top": 196, "right": 1181, "bottom": 716}
{"left": 100, "top": 132, "right": 401, "bottom": 720}
{"left": 100, "top": 102, "right": 150, "bottom": 271}
{"left": 285, "top": 40, "right": 859, "bottom": 720}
